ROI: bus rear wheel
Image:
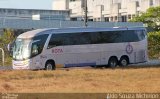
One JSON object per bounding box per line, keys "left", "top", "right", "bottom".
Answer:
{"left": 119, "top": 57, "right": 129, "bottom": 67}
{"left": 45, "top": 61, "right": 55, "bottom": 70}
{"left": 108, "top": 57, "right": 118, "bottom": 68}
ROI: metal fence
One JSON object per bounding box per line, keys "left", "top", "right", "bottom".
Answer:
{"left": 0, "top": 48, "right": 4, "bottom": 66}
{"left": 0, "top": 18, "right": 144, "bottom": 29}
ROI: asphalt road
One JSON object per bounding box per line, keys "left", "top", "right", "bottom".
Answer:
{"left": 0, "top": 59, "right": 160, "bottom": 70}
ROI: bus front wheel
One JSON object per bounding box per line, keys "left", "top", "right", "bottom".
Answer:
{"left": 108, "top": 57, "right": 118, "bottom": 68}
{"left": 45, "top": 61, "right": 55, "bottom": 70}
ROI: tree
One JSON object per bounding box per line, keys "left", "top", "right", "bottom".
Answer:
{"left": 130, "top": 6, "right": 160, "bottom": 31}
{"left": 0, "top": 29, "right": 15, "bottom": 55}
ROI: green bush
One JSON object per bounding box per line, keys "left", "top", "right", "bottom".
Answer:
{"left": 148, "top": 31, "right": 160, "bottom": 59}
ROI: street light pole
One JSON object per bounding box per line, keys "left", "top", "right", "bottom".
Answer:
{"left": 84, "top": 0, "right": 88, "bottom": 27}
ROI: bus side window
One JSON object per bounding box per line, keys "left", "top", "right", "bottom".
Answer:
{"left": 32, "top": 44, "right": 39, "bottom": 56}
{"left": 90, "top": 32, "right": 101, "bottom": 44}
{"left": 72, "top": 32, "right": 91, "bottom": 45}
{"left": 122, "top": 30, "right": 139, "bottom": 42}
{"left": 31, "top": 34, "right": 49, "bottom": 57}
{"left": 48, "top": 34, "right": 64, "bottom": 49}
{"left": 48, "top": 34, "right": 56, "bottom": 49}
{"left": 136, "top": 30, "right": 146, "bottom": 40}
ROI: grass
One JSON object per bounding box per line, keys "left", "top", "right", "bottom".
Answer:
{"left": 0, "top": 66, "right": 160, "bottom": 93}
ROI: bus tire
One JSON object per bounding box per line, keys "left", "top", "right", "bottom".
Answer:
{"left": 45, "top": 61, "right": 55, "bottom": 70}
{"left": 108, "top": 57, "right": 118, "bottom": 68}
{"left": 119, "top": 56, "right": 129, "bottom": 67}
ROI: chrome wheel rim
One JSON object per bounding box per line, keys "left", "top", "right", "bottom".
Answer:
{"left": 110, "top": 60, "right": 117, "bottom": 67}
{"left": 121, "top": 59, "right": 127, "bottom": 66}
{"left": 46, "top": 64, "right": 53, "bottom": 70}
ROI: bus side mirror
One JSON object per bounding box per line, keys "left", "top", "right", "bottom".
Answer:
{"left": 7, "top": 43, "right": 14, "bottom": 57}
{"left": 7, "top": 43, "right": 10, "bottom": 51}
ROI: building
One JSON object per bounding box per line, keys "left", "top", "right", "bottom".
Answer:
{"left": 0, "top": 8, "right": 70, "bottom": 20}
{"left": 0, "top": 8, "right": 71, "bottom": 29}
{"left": 52, "top": 0, "right": 160, "bottom": 22}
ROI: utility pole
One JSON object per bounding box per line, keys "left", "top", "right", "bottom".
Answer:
{"left": 82, "top": 0, "right": 88, "bottom": 27}
{"left": 84, "top": 0, "right": 88, "bottom": 27}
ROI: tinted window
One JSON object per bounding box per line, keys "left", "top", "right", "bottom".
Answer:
{"left": 100, "top": 31, "right": 120, "bottom": 43}
{"left": 48, "top": 32, "right": 91, "bottom": 48}
{"left": 48, "top": 30, "right": 143, "bottom": 48}
{"left": 90, "top": 31, "right": 117, "bottom": 43}
{"left": 48, "top": 34, "right": 67, "bottom": 48}
{"left": 31, "top": 34, "right": 49, "bottom": 57}
{"left": 115, "top": 30, "right": 139, "bottom": 42}
{"left": 135, "top": 30, "right": 146, "bottom": 40}
{"left": 72, "top": 32, "right": 91, "bottom": 45}
{"left": 90, "top": 30, "right": 139, "bottom": 43}
{"left": 90, "top": 32, "right": 101, "bottom": 44}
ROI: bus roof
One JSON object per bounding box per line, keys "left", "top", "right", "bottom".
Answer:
{"left": 18, "top": 27, "right": 146, "bottom": 39}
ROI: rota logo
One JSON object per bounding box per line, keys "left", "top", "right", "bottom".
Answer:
{"left": 52, "top": 49, "right": 63, "bottom": 53}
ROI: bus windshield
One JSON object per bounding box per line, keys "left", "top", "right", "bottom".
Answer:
{"left": 13, "top": 34, "right": 49, "bottom": 60}
{"left": 13, "top": 38, "right": 31, "bottom": 60}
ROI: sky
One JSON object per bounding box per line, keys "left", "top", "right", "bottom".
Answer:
{"left": 0, "top": 0, "right": 53, "bottom": 9}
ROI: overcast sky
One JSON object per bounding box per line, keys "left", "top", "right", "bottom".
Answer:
{"left": 0, "top": 0, "right": 53, "bottom": 9}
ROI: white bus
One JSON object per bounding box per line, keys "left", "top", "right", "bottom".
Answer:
{"left": 12, "top": 27, "right": 148, "bottom": 70}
